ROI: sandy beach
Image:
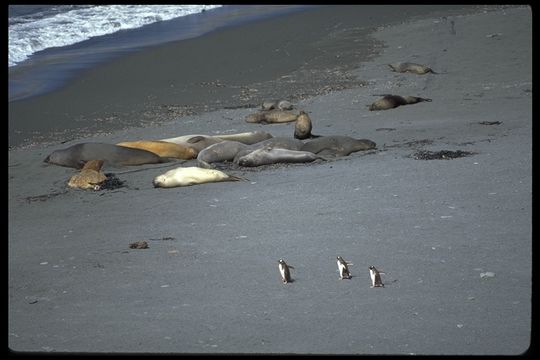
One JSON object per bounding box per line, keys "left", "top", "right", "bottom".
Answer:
{"left": 8, "top": 5, "right": 531, "bottom": 355}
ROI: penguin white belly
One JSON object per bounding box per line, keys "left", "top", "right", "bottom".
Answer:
{"left": 370, "top": 270, "right": 376, "bottom": 286}
{"left": 338, "top": 262, "right": 346, "bottom": 277}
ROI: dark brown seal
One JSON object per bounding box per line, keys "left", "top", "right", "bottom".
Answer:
{"left": 368, "top": 95, "right": 432, "bottom": 111}
{"left": 301, "top": 136, "right": 376, "bottom": 156}
{"left": 44, "top": 142, "right": 167, "bottom": 169}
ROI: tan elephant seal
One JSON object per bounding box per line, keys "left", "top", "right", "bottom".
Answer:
{"left": 388, "top": 62, "right": 437, "bottom": 74}
{"left": 261, "top": 100, "right": 293, "bottom": 111}
{"left": 197, "top": 140, "right": 249, "bottom": 168}
{"left": 67, "top": 159, "right": 107, "bottom": 190}
{"left": 301, "top": 136, "right": 376, "bottom": 156}
{"left": 245, "top": 109, "right": 300, "bottom": 124}
{"left": 294, "top": 111, "right": 320, "bottom": 140}
{"left": 153, "top": 166, "right": 245, "bottom": 188}
{"left": 116, "top": 140, "right": 197, "bottom": 159}
{"left": 236, "top": 146, "right": 325, "bottom": 167}
{"left": 368, "top": 95, "right": 432, "bottom": 111}
{"left": 44, "top": 143, "right": 166, "bottom": 169}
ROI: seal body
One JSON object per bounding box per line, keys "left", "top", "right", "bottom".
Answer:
{"left": 153, "top": 166, "right": 244, "bottom": 188}
{"left": 197, "top": 140, "right": 249, "bottom": 168}
{"left": 233, "top": 137, "right": 305, "bottom": 164}
{"left": 369, "top": 266, "right": 384, "bottom": 287}
{"left": 67, "top": 159, "right": 107, "bottom": 190}
{"left": 161, "top": 131, "right": 273, "bottom": 146}
{"left": 294, "top": 111, "right": 314, "bottom": 140}
{"left": 301, "top": 136, "right": 376, "bottom": 156}
{"left": 44, "top": 143, "right": 165, "bottom": 169}
{"left": 278, "top": 259, "right": 293, "bottom": 283}
{"left": 116, "top": 140, "right": 197, "bottom": 159}
{"left": 245, "top": 109, "right": 300, "bottom": 124}
{"left": 217, "top": 131, "right": 274, "bottom": 144}
{"left": 236, "top": 146, "right": 323, "bottom": 167}
{"left": 368, "top": 95, "right": 432, "bottom": 111}
{"left": 261, "top": 100, "right": 293, "bottom": 111}
{"left": 388, "top": 62, "right": 437, "bottom": 74}
{"left": 337, "top": 256, "right": 352, "bottom": 280}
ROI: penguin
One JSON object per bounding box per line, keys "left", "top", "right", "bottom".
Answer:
{"left": 336, "top": 256, "right": 352, "bottom": 279}
{"left": 369, "top": 266, "right": 384, "bottom": 287}
{"left": 278, "top": 259, "right": 294, "bottom": 283}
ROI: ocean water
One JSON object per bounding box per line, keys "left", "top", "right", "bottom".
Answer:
{"left": 8, "top": 5, "right": 310, "bottom": 102}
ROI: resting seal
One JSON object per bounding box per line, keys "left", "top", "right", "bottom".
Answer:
{"left": 388, "top": 62, "right": 437, "bottom": 74}
{"left": 236, "top": 146, "right": 324, "bottom": 167}
{"left": 261, "top": 100, "right": 293, "bottom": 111}
{"left": 44, "top": 143, "right": 166, "bottom": 169}
{"left": 197, "top": 140, "right": 249, "bottom": 168}
{"left": 67, "top": 159, "right": 107, "bottom": 190}
{"left": 368, "top": 95, "right": 432, "bottom": 111}
{"left": 116, "top": 140, "right": 197, "bottom": 159}
{"left": 161, "top": 131, "right": 273, "bottom": 146}
{"left": 301, "top": 136, "right": 376, "bottom": 156}
{"left": 153, "top": 166, "right": 245, "bottom": 188}
{"left": 245, "top": 109, "right": 300, "bottom": 124}
{"left": 232, "top": 137, "right": 305, "bottom": 164}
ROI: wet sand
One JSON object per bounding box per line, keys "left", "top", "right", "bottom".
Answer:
{"left": 8, "top": 5, "right": 531, "bottom": 355}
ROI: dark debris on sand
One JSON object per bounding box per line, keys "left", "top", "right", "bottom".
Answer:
{"left": 100, "top": 173, "right": 126, "bottom": 190}
{"left": 129, "top": 241, "right": 149, "bottom": 249}
{"left": 412, "top": 150, "right": 476, "bottom": 160}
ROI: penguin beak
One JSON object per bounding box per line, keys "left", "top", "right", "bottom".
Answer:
{"left": 43, "top": 155, "right": 50, "bottom": 163}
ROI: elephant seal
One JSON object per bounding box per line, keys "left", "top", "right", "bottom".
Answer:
{"left": 261, "top": 100, "right": 293, "bottom": 111}
{"left": 388, "top": 62, "right": 437, "bottom": 74}
{"left": 301, "top": 136, "right": 376, "bottom": 156}
{"left": 294, "top": 111, "right": 320, "bottom": 140}
{"left": 236, "top": 146, "right": 324, "bottom": 167}
{"left": 368, "top": 95, "right": 432, "bottom": 111}
{"left": 245, "top": 109, "right": 300, "bottom": 124}
{"left": 44, "top": 143, "right": 166, "bottom": 169}
{"left": 116, "top": 140, "right": 197, "bottom": 159}
{"left": 153, "top": 166, "right": 245, "bottom": 188}
{"left": 161, "top": 131, "right": 273, "bottom": 146}
{"left": 197, "top": 140, "right": 249, "bottom": 168}
{"left": 67, "top": 159, "right": 107, "bottom": 190}
{"left": 232, "top": 137, "right": 305, "bottom": 164}
{"left": 217, "top": 131, "right": 273, "bottom": 144}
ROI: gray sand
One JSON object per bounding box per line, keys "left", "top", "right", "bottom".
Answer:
{"left": 8, "top": 6, "right": 531, "bottom": 354}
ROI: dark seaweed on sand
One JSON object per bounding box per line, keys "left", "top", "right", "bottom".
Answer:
{"left": 100, "top": 173, "right": 126, "bottom": 190}
{"left": 412, "top": 150, "right": 475, "bottom": 160}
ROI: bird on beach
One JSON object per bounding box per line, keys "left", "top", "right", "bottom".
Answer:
{"left": 369, "top": 266, "right": 384, "bottom": 287}
{"left": 278, "top": 259, "right": 294, "bottom": 284}
{"left": 336, "top": 256, "right": 352, "bottom": 280}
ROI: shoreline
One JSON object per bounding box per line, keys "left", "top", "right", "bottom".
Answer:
{"left": 8, "top": 5, "right": 531, "bottom": 355}
{"left": 9, "top": 5, "right": 481, "bottom": 149}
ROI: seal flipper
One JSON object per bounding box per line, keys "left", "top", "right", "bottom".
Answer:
{"left": 197, "top": 159, "right": 215, "bottom": 169}
{"left": 225, "top": 174, "right": 248, "bottom": 182}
